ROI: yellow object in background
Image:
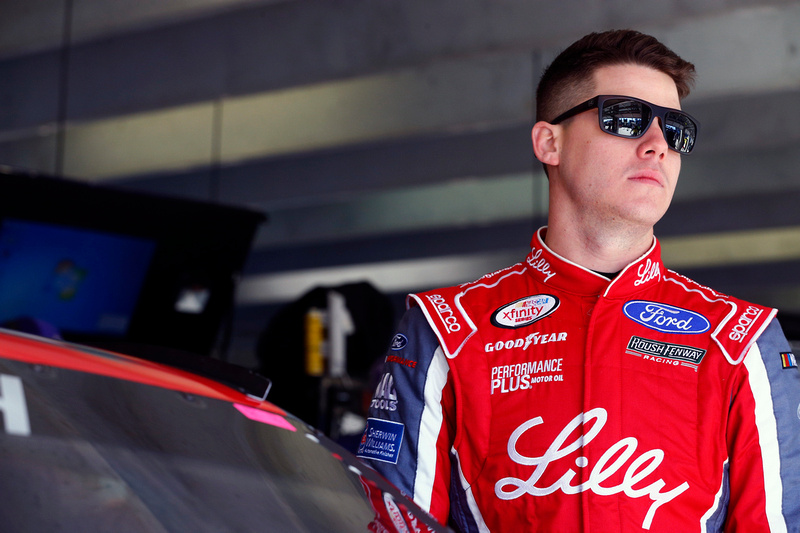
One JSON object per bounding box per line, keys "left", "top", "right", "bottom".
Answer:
{"left": 304, "top": 308, "right": 325, "bottom": 376}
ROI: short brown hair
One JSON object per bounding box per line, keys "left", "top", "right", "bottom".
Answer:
{"left": 536, "top": 30, "right": 696, "bottom": 123}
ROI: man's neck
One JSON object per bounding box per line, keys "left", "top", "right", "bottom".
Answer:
{"left": 543, "top": 220, "right": 655, "bottom": 273}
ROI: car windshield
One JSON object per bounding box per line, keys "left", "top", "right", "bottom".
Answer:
{"left": 0, "top": 349, "right": 446, "bottom": 532}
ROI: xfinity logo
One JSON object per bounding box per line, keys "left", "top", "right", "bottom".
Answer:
{"left": 623, "top": 301, "right": 710, "bottom": 334}
{"left": 491, "top": 295, "right": 559, "bottom": 329}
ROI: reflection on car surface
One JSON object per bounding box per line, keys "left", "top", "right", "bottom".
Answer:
{"left": 0, "top": 328, "right": 449, "bottom": 532}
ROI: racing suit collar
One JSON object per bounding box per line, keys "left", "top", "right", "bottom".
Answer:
{"left": 527, "top": 227, "right": 664, "bottom": 297}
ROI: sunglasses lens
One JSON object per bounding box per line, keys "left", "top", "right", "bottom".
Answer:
{"left": 601, "top": 98, "right": 697, "bottom": 154}
{"left": 665, "top": 112, "right": 697, "bottom": 154}
{"left": 601, "top": 99, "right": 651, "bottom": 138}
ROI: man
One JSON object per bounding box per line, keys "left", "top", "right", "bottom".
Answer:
{"left": 357, "top": 29, "right": 800, "bottom": 532}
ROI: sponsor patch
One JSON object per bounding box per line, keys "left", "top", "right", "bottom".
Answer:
{"left": 491, "top": 295, "right": 560, "bottom": 329}
{"left": 426, "top": 294, "right": 462, "bottom": 332}
{"left": 728, "top": 305, "right": 763, "bottom": 343}
{"left": 491, "top": 358, "right": 565, "bottom": 394}
{"left": 495, "top": 408, "right": 689, "bottom": 530}
{"left": 357, "top": 418, "right": 404, "bottom": 464}
{"left": 626, "top": 336, "right": 707, "bottom": 371}
{"left": 781, "top": 351, "right": 797, "bottom": 369}
{"left": 623, "top": 300, "right": 710, "bottom": 334}
{"left": 484, "top": 331, "right": 568, "bottom": 352}
{"left": 634, "top": 258, "right": 661, "bottom": 286}
{"left": 390, "top": 333, "right": 408, "bottom": 350}
{"left": 371, "top": 373, "right": 398, "bottom": 412}
{"left": 527, "top": 247, "right": 557, "bottom": 282}
{"left": 385, "top": 354, "right": 417, "bottom": 369}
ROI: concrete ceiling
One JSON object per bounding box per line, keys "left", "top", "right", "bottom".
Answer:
{"left": 2, "top": 0, "right": 800, "bottom": 325}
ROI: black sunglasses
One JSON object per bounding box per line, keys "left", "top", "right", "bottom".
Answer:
{"left": 550, "top": 95, "right": 700, "bottom": 154}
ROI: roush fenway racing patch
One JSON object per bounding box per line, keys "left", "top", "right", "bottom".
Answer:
{"left": 625, "top": 335, "right": 707, "bottom": 371}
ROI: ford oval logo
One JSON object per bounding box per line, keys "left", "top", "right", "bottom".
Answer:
{"left": 623, "top": 300, "right": 710, "bottom": 334}
{"left": 390, "top": 334, "right": 408, "bottom": 350}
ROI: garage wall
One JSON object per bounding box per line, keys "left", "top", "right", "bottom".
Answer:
{"left": 2, "top": 0, "right": 800, "bottom": 367}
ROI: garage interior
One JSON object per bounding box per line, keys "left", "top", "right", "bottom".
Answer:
{"left": 2, "top": 0, "right": 800, "bottom": 437}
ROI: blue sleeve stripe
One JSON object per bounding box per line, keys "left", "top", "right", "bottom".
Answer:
{"left": 755, "top": 319, "right": 800, "bottom": 529}
{"left": 359, "top": 305, "right": 448, "bottom": 513}
{"left": 700, "top": 460, "right": 729, "bottom": 532}
{"left": 412, "top": 345, "right": 449, "bottom": 510}
{"left": 449, "top": 447, "right": 489, "bottom": 532}
{"left": 744, "top": 340, "right": 788, "bottom": 532}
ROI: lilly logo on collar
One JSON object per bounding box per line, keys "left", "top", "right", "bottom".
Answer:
{"left": 623, "top": 300, "right": 710, "bottom": 334}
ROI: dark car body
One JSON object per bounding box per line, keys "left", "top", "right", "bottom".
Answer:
{"left": 0, "top": 328, "right": 447, "bottom": 532}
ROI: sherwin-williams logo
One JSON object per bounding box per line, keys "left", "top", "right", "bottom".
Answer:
{"left": 491, "top": 295, "right": 559, "bottom": 329}
{"left": 357, "top": 418, "right": 404, "bottom": 464}
{"left": 623, "top": 301, "right": 710, "bottom": 334}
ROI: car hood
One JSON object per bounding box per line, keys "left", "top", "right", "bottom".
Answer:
{"left": 0, "top": 329, "right": 449, "bottom": 532}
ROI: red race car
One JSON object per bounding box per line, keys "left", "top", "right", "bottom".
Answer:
{"left": 0, "top": 328, "right": 449, "bottom": 533}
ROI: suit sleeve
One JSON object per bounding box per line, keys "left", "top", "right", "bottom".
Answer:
{"left": 725, "top": 317, "right": 800, "bottom": 532}
{"left": 357, "top": 305, "right": 456, "bottom": 525}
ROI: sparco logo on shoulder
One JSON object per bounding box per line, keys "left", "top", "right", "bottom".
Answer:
{"left": 427, "top": 294, "right": 461, "bottom": 332}
{"left": 623, "top": 301, "right": 710, "bottom": 334}
{"left": 491, "top": 295, "right": 559, "bottom": 329}
{"left": 729, "top": 305, "right": 762, "bottom": 342}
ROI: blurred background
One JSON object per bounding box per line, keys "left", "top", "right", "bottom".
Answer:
{"left": 2, "top": 0, "right": 800, "bottom": 435}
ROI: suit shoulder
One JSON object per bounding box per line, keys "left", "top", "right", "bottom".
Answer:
{"left": 407, "top": 261, "right": 530, "bottom": 358}
{"left": 663, "top": 269, "right": 777, "bottom": 364}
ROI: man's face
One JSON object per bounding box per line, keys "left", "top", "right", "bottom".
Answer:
{"left": 550, "top": 63, "right": 683, "bottom": 231}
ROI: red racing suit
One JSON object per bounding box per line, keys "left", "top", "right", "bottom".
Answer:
{"left": 358, "top": 227, "right": 800, "bottom": 532}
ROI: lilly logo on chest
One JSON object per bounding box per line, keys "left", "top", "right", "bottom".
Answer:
{"left": 495, "top": 408, "right": 689, "bottom": 530}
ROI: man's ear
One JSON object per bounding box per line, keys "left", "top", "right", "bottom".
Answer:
{"left": 531, "top": 121, "right": 560, "bottom": 167}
